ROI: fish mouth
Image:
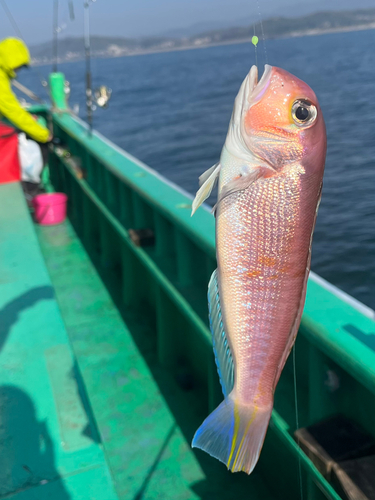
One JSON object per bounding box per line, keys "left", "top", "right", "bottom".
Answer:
{"left": 232, "top": 65, "right": 273, "bottom": 125}
{"left": 247, "top": 64, "right": 273, "bottom": 106}
{"left": 226, "top": 64, "right": 275, "bottom": 163}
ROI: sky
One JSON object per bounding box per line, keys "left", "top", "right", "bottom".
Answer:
{"left": 0, "top": 0, "right": 374, "bottom": 46}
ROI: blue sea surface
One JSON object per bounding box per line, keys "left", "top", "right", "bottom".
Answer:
{"left": 18, "top": 29, "right": 375, "bottom": 309}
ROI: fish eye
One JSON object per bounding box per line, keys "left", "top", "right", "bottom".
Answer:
{"left": 292, "top": 99, "right": 317, "bottom": 127}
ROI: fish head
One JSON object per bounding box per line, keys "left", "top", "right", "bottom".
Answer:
{"left": 227, "top": 65, "right": 326, "bottom": 173}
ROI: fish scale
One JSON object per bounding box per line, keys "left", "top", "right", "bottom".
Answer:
{"left": 218, "top": 168, "right": 304, "bottom": 403}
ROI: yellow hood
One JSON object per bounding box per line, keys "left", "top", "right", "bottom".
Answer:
{"left": 0, "top": 38, "right": 30, "bottom": 79}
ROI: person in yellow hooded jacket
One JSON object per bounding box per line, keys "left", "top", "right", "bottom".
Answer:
{"left": 0, "top": 37, "right": 51, "bottom": 143}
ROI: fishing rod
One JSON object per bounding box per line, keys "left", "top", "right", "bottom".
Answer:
{"left": 83, "top": 0, "right": 112, "bottom": 136}
{"left": 0, "top": 0, "right": 23, "bottom": 38}
{"left": 12, "top": 80, "right": 44, "bottom": 103}
{"left": 53, "top": 0, "right": 59, "bottom": 72}
{"left": 84, "top": 0, "right": 95, "bottom": 135}
{"left": 53, "top": 0, "right": 74, "bottom": 73}
{"left": 0, "top": 0, "right": 51, "bottom": 101}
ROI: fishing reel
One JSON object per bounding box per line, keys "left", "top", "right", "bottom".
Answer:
{"left": 93, "top": 85, "right": 112, "bottom": 108}
{"left": 64, "top": 80, "right": 71, "bottom": 100}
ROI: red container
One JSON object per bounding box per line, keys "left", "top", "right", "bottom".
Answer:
{"left": 0, "top": 123, "right": 21, "bottom": 184}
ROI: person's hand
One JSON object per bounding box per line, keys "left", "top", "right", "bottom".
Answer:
{"left": 47, "top": 132, "right": 53, "bottom": 142}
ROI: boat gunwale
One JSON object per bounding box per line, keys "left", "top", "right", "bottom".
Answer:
{"left": 48, "top": 108, "right": 375, "bottom": 395}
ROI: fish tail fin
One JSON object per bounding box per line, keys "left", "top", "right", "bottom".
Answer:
{"left": 192, "top": 395, "right": 272, "bottom": 474}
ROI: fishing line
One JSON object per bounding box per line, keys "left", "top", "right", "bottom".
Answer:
{"left": 53, "top": 0, "right": 59, "bottom": 72}
{"left": 53, "top": 0, "right": 73, "bottom": 72}
{"left": 0, "top": 0, "right": 23, "bottom": 38}
{"left": 0, "top": 0, "right": 51, "bottom": 101}
{"left": 255, "top": 0, "right": 268, "bottom": 65}
{"left": 252, "top": 24, "right": 258, "bottom": 70}
{"left": 293, "top": 345, "right": 304, "bottom": 500}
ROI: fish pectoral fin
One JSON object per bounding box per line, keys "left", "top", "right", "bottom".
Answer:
{"left": 198, "top": 162, "right": 220, "bottom": 187}
{"left": 213, "top": 167, "right": 262, "bottom": 213}
{"left": 191, "top": 162, "right": 221, "bottom": 216}
{"left": 208, "top": 269, "right": 234, "bottom": 397}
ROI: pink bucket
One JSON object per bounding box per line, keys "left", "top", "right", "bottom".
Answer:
{"left": 33, "top": 193, "right": 68, "bottom": 225}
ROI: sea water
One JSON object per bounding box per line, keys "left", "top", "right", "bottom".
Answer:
{"left": 18, "top": 29, "right": 375, "bottom": 308}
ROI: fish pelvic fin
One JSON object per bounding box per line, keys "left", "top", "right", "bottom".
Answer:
{"left": 192, "top": 395, "right": 273, "bottom": 474}
{"left": 191, "top": 162, "right": 221, "bottom": 216}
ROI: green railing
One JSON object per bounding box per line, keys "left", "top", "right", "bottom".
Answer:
{"left": 42, "top": 77, "right": 375, "bottom": 500}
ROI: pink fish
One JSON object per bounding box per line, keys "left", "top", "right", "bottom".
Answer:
{"left": 191, "top": 65, "right": 326, "bottom": 474}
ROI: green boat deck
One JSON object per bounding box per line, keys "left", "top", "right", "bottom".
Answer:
{"left": 0, "top": 183, "right": 117, "bottom": 499}
{"left": 1, "top": 85, "right": 375, "bottom": 499}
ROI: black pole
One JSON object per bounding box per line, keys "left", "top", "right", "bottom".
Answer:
{"left": 68, "top": 0, "right": 75, "bottom": 20}
{"left": 53, "top": 0, "right": 58, "bottom": 72}
{"left": 84, "top": 1, "right": 93, "bottom": 135}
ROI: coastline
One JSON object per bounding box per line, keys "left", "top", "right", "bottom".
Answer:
{"left": 31, "top": 23, "right": 375, "bottom": 67}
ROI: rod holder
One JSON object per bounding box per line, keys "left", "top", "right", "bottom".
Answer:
{"left": 49, "top": 72, "right": 68, "bottom": 110}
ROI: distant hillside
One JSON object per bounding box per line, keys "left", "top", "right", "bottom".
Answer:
{"left": 30, "top": 8, "right": 375, "bottom": 64}
{"left": 30, "top": 36, "right": 173, "bottom": 62}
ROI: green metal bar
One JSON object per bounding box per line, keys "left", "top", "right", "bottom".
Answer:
{"left": 103, "top": 170, "right": 119, "bottom": 216}
{"left": 82, "top": 193, "right": 98, "bottom": 252}
{"left": 119, "top": 183, "right": 134, "bottom": 228}
{"left": 84, "top": 149, "right": 94, "bottom": 185}
{"left": 175, "top": 229, "right": 196, "bottom": 287}
{"left": 49, "top": 72, "right": 68, "bottom": 110}
{"left": 154, "top": 212, "right": 174, "bottom": 259}
{"left": 27, "top": 104, "right": 50, "bottom": 114}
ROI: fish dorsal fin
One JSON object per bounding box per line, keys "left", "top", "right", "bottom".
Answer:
{"left": 191, "top": 162, "right": 221, "bottom": 215}
{"left": 208, "top": 269, "right": 234, "bottom": 397}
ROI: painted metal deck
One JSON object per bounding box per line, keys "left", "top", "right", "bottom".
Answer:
{"left": 0, "top": 183, "right": 117, "bottom": 499}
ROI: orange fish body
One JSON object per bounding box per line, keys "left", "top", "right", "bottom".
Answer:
{"left": 191, "top": 65, "right": 327, "bottom": 474}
